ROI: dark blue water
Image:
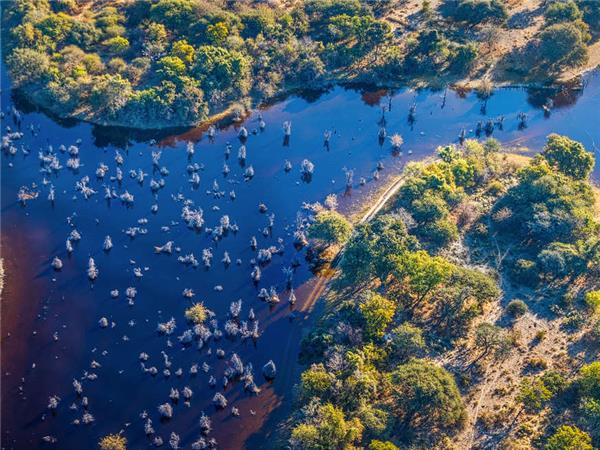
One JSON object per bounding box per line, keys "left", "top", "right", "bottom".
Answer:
{"left": 2, "top": 69, "right": 599, "bottom": 450}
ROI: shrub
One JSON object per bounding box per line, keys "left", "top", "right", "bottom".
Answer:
{"left": 185, "top": 303, "right": 209, "bottom": 324}
{"left": 511, "top": 259, "right": 539, "bottom": 286}
{"left": 518, "top": 377, "right": 553, "bottom": 412}
{"left": 584, "top": 290, "right": 600, "bottom": 314}
{"left": 506, "top": 299, "right": 528, "bottom": 318}
{"left": 545, "top": 425, "right": 593, "bottom": 450}
{"left": 538, "top": 23, "right": 588, "bottom": 70}
{"left": 451, "top": 0, "right": 508, "bottom": 25}
{"left": 545, "top": 0, "right": 583, "bottom": 24}
{"left": 369, "top": 440, "right": 399, "bottom": 450}
{"left": 420, "top": 218, "right": 459, "bottom": 248}
{"left": 99, "top": 434, "right": 126, "bottom": 450}
{"left": 6, "top": 48, "right": 51, "bottom": 87}
{"left": 388, "top": 323, "right": 426, "bottom": 361}
{"left": 103, "top": 36, "right": 130, "bottom": 54}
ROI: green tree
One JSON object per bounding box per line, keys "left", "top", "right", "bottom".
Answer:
{"left": 538, "top": 23, "right": 588, "bottom": 70}
{"left": 359, "top": 293, "right": 396, "bottom": 340}
{"left": 391, "top": 251, "right": 454, "bottom": 308}
{"left": 103, "top": 36, "right": 129, "bottom": 54}
{"left": 290, "top": 403, "right": 364, "bottom": 449}
{"left": 90, "top": 73, "right": 132, "bottom": 115}
{"left": 369, "top": 440, "right": 399, "bottom": 450}
{"left": 578, "top": 362, "right": 600, "bottom": 401}
{"left": 545, "top": 0, "right": 583, "bottom": 24}
{"left": 207, "top": 22, "right": 229, "bottom": 44}
{"left": 585, "top": 290, "right": 600, "bottom": 315}
{"left": 194, "top": 45, "right": 251, "bottom": 94}
{"left": 157, "top": 56, "right": 187, "bottom": 79}
{"left": 542, "top": 134, "right": 595, "bottom": 180}
{"left": 6, "top": 47, "right": 51, "bottom": 87}
{"left": 149, "top": 0, "right": 195, "bottom": 30}
{"left": 579, "top": 398, "right": 600, "bottom": 440}
{"left": 518, "top": 377, "right": 553, "bottom": 412}
{"left": 473, "top": 323, "right": 511, "bottom": 363}
{"left": 172, "top": 40, "right": 195, "bottom": 65}
{"left": 545, "top": 425, "right": 593, "bottom": 450}
{"left": 300, "top": 364, "right": 335, "bottom": 399}
{"left": 390, "top": 359, "right": 466, "bottom": 430}
{"left": 309, "top": 210, "right": 353, "bottom": 246}
{"left": 388, "top": 323, "right": 426, "bottom": 362}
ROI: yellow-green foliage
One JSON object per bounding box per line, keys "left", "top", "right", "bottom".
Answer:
{"left": 584, "top": 290, "right": 600, "bottom": 314}
{"left": 99, "top": 434, "right": 126, "bottom": 450}
{"left": 359, "top": 293, "right": 396, "bottom": 340}
{"left": 185, "top": 303, "right": 209, "bottom": 324}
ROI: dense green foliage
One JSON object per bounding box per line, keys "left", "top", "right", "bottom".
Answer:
{"left": 309, "top": 210, "right": 353, "bottom": 247}
{"left": 2, "top": 0, "right": 393, "bottom": 127}
{"left": 3, "top": 0, "right": 596, "bottom": 127}
{"left": 490, "top": 135, "right": 598, "bottom": 284}
{"left": 291, "top": 135, "right": 599, "bottom": 448}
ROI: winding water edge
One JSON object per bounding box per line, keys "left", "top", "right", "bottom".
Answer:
{"left": 1, "top": 69, "right": 599, "bottom": 450}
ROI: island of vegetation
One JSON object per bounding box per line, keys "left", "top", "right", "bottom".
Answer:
{"left": 2, "top": 0, "right": 600, "bottom": 128}
{"left": 292, "top": 135, "right": 600, "bottom": 449}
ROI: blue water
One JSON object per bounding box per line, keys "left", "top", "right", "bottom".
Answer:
{"left": 1, "top": 69, "right": 599, "bottom": 449}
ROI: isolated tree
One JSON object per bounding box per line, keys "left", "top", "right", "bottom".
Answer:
{"left": 473, "top": 323, "right": 511, "bottom": 363}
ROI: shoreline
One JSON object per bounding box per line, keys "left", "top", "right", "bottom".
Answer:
{"left": 10, "top": 66, "right": 597, "bottom": 133}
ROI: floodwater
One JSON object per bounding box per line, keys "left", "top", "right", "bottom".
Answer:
{"left": 1, "top": 68, "right": 599, "bottom": 450}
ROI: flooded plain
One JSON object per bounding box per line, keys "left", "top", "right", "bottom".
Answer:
{"left": 1, "top": 69, "right": 599, "bottom": 450}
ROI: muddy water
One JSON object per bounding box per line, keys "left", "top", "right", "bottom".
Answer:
{"left": 1, "top": 69, "right": 599, "bottom": 450}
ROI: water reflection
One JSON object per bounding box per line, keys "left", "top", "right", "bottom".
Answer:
{"left": 1, "top": 69, "right": 599, "bottom": 450}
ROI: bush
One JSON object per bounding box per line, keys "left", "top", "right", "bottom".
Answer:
{"left": 420, "top": 218, "right": 459, "bottom": 249}
{"left": 369, "top": 440, "right": 399, "bottom": 450}
{"left": 545, "top": 0, "right": 583, "bottom": 24}
{"left": 359, "top": 293, "right": 396, "bottom": 340}
{"left": 103, "top": 36, "right": 130, "bottom": 54}
{"left": 545, "top": 425, "right": 593, "bottom": 450}
{"left": 99, "top": 434, "right": 127, "bottom": 450}
{"left": 388, "top": 323, "right": 426, "bottom": 361}
{"left": 585, "top": 290, "right": 600, "bottom": 314}
{"left": 451, "top": 0, "right": 508, "bottom": 25}
{"left": 511, "top": 259, "right": 539, "bottom": 286}
{"left": 185, "top": 303, "right": 209, "bottom": 324}
{"left": 6, "top": 48, "right": 51, "bottom": 87}
{"left": 506, "top": 299, "right": 528, "bottom": 318}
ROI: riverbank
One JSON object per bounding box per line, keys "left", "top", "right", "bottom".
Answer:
{"left": 281, "top": 143, "right": 600, "bottom": 449}
{"left": 11, "top": 66, "right": 594, "bottom": 132}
